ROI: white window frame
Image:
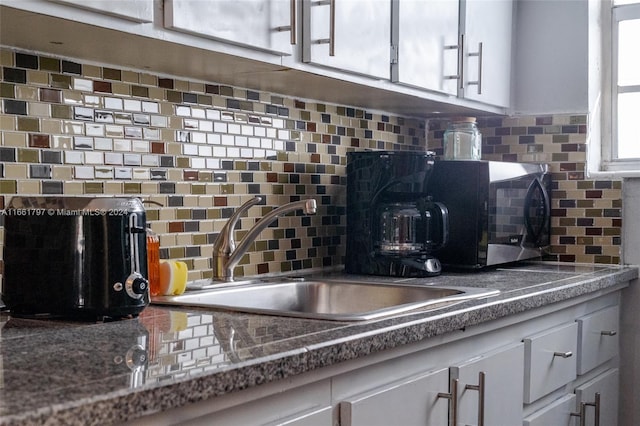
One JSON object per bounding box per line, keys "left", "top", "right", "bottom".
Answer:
{"left": 595, "top": 0, "right": 640, "bottom": 177}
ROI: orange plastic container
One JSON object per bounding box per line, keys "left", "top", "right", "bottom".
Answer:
{"left": 146, "top": 226, "right": 160, "bottom": 296}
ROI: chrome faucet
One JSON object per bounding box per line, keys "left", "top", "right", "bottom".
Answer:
{"left": 212, "top": 196, "right": 317, "bottom": 281}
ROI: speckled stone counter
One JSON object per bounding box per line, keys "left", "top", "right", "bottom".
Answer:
{"left": 0, "top": 262, "right": 637, "bottom": 425}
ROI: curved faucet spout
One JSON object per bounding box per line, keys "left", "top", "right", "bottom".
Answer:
{"left": 212, "top": 198, "right": 317, "bottom": 281}
{"left": 214, "top": 196, "right": 262, "bottom": 253}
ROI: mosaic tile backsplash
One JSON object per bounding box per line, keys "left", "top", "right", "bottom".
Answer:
{"left": 0, "top": 47, "right": 622, "bottom": 284}
{"left": 0, "top": 48, "right": 427, "bottom": 282}
{"left": 429, "top": 117, "right": 622, "bottom": 264}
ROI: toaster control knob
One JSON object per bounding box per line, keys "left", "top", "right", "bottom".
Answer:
{"left": 125, "top": 273, "right": 148, "bottom": 299}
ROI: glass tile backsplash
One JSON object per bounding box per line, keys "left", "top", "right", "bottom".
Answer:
{"left": 0, "top": 48, "right": 623, "bottom": 284}
{"left": 0, "top": 48, "right": 426, "bottom": 281}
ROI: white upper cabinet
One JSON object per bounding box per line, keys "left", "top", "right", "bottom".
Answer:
{"left": 392, "top": 0, "right": 513, "bottom": 108}
{"left": 48, "top": 0, "right": 154, "bottom": 22}
{"left": 302, "top": 0, "right": 391, "bottom": 79}
{"left": 391, "top": 0, "right": 460, "bottom": 96}
{"left": 461, "top": 0, "right": 513, "bottom": 107}
{"left": 164, "top": 0, "right": 296, "bottom": 55}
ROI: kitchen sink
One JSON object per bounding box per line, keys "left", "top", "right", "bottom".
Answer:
{"left": 151, "top": 278, "right": 500, "bottom": 321}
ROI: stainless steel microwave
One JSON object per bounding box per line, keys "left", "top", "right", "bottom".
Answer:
{"left": 428, "top": 160, "right": 551, "bottom": 269}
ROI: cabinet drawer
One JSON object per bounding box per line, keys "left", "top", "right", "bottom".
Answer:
{"left": 339, "top": 367, "right": 449, "bottom": 426}
{"left": 523, "top": 322, "right": 577, "bottom": 403}
{"left": 523, "top": 394, "right": 577, "bottom": 426}
{"left": 577, "top": 305, "right": 619, "bottom": 375}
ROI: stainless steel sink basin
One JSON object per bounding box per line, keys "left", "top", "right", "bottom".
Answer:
{"left": 152, "top": 278, "right": 499, "bottom": 321}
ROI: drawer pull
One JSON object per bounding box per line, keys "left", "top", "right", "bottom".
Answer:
{"left": 464, "top": 371, "right": 486, "bottom": 426}
{"left": 553, "top": 351, "right": 573, "bottom": 358}
{"left": 311, "top": 0, "right": 335, "bottom": 56}
{"left": 437, "top": 378, "right": 458, "bottom": 426}
{"left": 275, "top": 0, "right": 297, "bottom": 45}
{"left": 601, "top": 330, "right": 617, "bottom": 336}
{"left": 571, "top": 392, "right": 601, "bottom": 426}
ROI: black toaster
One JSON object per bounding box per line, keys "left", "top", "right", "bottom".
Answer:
{"left": 2, "top": 196, "right": 150, "bottom": 320}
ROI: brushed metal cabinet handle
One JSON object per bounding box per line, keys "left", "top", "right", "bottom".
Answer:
{"left": 467, "top": 41, "right": 483, "bottom": 94}
{"left": 311, "top": 0, "right": 334, "bottom": 56}
{"left": 290, "top": 0, "right": 297, "bottom": 45}
{"left": 445, "top": 33, "right": 464, "bottom": 87}
{"left": 571, "top": 392, "right": 601, "bottom": 426}
{"left": 464, "top": 371, "right": 486, "bottom": 426}
{"left": 553, "top": 351, "right": 574, "bottom": 358}
{"left": 275, "top": 0, "right": 297, "bottom": 45}
{"left": 437, "top": 378, "right": 458, "bottom": 426}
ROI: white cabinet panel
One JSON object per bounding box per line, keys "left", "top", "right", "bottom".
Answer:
{"left": 577, "top": 305, "right": 619, "bottom": 375}
{"left": 574, "top": 369, "right": 619, "bottom": 426}
{"left": 264, "top": 406, "right": 333, "bottom": 426}
{"left": 524, "top": 394, "right": 578, "bottom": 426}
{"left": 452, "top": 342, "right": 524, "bottom": 426}
{"left": 338, "top": 367, "right": 449, "bottom": 426}
{"left": 165, "top": 0, "right": 295, "bottom": 55}
{"left": 184, "top": 380, "right": 331, "bottom": 426}
{"left": 48, "top": 0, "right": 154, "bottom": 22}
{"left": 462, "top": 0, "right": 513, "bottom": 107}
{"left": 523, "top": 322, "right": 578, "bottom": 403}
{"left": 302, "top": 0, "right": 391, "bottom": 79}
{"left": 392, "top": 0, "right": 512, "bottom": 107}
{"left": 392, "top": 0, "right": 459, "bottom": 95}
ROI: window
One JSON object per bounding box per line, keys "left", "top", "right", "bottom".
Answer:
{"left": 599, "top": 0, "right": 640, "bottom": 174}
{"left": 613, "top": 1, "right": 640, "bottom": 158}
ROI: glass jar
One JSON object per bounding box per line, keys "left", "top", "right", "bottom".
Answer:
{"left": 443, "top": 117, "right": 482, "bottom": 160}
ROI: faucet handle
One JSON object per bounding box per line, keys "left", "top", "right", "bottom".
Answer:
{"left": 303, "top": 199, "right": 317, "bottom": 214}
{"left": 214, "top": 196, "right": 262, "bottom": 254}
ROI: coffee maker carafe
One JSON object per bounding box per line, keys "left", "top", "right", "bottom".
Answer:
{"left": 346, "top": 151, "right": 448, "bottom": 277}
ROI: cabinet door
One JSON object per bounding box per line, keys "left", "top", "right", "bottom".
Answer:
{"left": 339, "top": 367, "right": 449, "bottom": 426}
{"left": 302, "top": 0, "right": 391, "bottom": 79}
{"left": 188, "top": 380, "right": 331, "bottom": 426}
{"left": 264, "top": 406, "right": 333, "bottom": 426}
{"left": 165, "top": 0, "right": 295, "bottom": 55}
{"left": 451, "top": 342, "right": 524, "bottom": 426}
{"left": 48, "top": 0, "right": 154, "bottom": 22}
{"left": 461, "top": 0, "right": 513, "bottom": 107}
{"left": 574, "top": 368, "right": 619, "bottom": 426}
{"left": 523, "top": 394, "right": 578, "bottom": 426}
{"left": 392, "top": 0, "right": 459, "bottom": 95}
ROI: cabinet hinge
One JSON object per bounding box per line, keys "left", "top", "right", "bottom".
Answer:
{"left": 390, "top": 44, "right": 399, "bottom": 64}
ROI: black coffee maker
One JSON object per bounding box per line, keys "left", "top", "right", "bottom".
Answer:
{"left": 345, "top": 151, "right": 448, "bottom": 277}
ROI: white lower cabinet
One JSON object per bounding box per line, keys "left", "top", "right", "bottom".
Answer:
{"left": 130, "top": 292, "right": 624, "bottom": 426}
{"left": 335, "top": 342, "right": 525, "bottom": 426}
{"left": 451, "top": 343, "right": 524, "bottom": 426}
{"left": 264, "top": 406, "right": 334, "bottom": 426}
{"left": 523, "top": 300, "right": 621, "bottom": 426}
{"left": 338, "top": 367, "right": 449, "bottom": 426}
{"left": 574, "top": 369, "right": 619, "bottom": 426}
{"left": 523, "top": 322, "right": 578, "bottom": 403}
{"left": 524, "top": 394, "right": 577, "bottom": 426}
{"left": 522, "top": 368, "right": 619, "bottom": 426}
{"left": 176, "top": 380, "right": 332, "bottom": 426}
{"left": 577, "top": 305, "right": 619, "bottom": 375}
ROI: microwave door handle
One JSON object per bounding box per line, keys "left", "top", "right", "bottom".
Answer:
{"left": 427, "top": 201, "right": 449, "bottom": 250}
{"left": 524, "top": 178, "right": 550, "bottom": 242}
{"left": 523, "top": 180, "right": 541, "bottom": 241}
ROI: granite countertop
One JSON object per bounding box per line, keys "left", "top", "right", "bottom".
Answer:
{"left": 0, "top": 262, "right": 637, "bottom": 425}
